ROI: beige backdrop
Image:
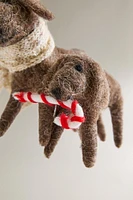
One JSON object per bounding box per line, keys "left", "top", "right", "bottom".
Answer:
{"left": 0, "top": 0, "right": 133, "bottom": 199}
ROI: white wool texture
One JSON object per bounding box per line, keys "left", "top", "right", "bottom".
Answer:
{"left": 0, "top": 67, "right": 11, "bottom": 91}
{"left": 0, "top": 17, "right": 55, "bottom": 73}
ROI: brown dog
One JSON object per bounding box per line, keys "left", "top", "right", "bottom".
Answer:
{"left": 38, "top": 55, "right": 123, "bottom": 167}
{"left": 0, "top": 54, "right": 123, "bottom": 167}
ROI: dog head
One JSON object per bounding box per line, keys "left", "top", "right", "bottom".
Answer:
{"left": 43, "top": 55, "right": 89, "bottom": 101}
{"left": 43, "top": 54, "right": 108, "bottom": 102}
{"left": 0, "top": 0, "right": 54, "bottom": 46}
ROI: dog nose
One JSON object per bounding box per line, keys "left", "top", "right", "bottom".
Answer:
{"left": 51, "top": 87, "right": 61, "bottom": 100}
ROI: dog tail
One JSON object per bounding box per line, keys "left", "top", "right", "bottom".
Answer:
{"left": 109, "top": 87, "right": 123, "bottom": 148}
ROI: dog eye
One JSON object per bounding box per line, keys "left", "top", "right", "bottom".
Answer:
{"left": 74, "top": 64, "right": 83, "bottom": 72}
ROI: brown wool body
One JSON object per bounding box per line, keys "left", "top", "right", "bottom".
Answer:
{"left": 0, "top": 0, "right": 123, "bottom": 167}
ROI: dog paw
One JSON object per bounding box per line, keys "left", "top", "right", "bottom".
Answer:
{"left": 99, "top": 133, "right": 106, "bottom": 142}
{"left": 0, "top": 130, "right": 4, "bottom": 137}
{"left": 39, "top": 135, "right": 51, "bottom": 147}
{"left": 114, "top": 136, "right": 122, "bottom": 148}
{"left": 83, "top": 160, "right": 95, "bottom": 168}
{"left": 44, "top": 146, "right": 52, "bottom": 158}
{"left": 0, "top": 120, "right": 8, "bottom": 137}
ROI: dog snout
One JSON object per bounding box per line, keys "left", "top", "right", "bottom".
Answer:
{"left": 51, "top": 87, "right": 61, "bottom": 100}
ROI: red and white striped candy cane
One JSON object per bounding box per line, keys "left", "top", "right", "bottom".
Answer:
{"left": 12, "top": 92, "right": 85, "bottom": 129}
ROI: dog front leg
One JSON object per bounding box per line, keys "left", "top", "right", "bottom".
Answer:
{"left": 0, "top": 95, "right": 22, "bottom": 136}
{"left": 44, "top": 124, "right": 63, "bottom": 158}
{"left": 97, "top": 114, "right": 106, "bottom": 141}
{"left": 80, "top": 122, "right": 97, "bottom": 168}
{"left": 79, "top": 109, "right": 100, "bottom": 168}
{"left": 44, "top": 107, "right": 70, "bottom": 158}
{"left": 39, "top": 103, "right": 55, "bottom": 146}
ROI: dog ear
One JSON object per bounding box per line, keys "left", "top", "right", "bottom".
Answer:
{"left": 18, "top": 0, "right": 54, "bottom": 20}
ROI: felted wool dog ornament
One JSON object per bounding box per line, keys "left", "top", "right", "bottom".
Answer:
{"left": 0, "top": 0, "right": 123, "bottom": 167}
{"left": 31, "top": 55, "right": 123, "bottom": 168}
{"left": 0, "top": 53, "right": 123, "bottom": 167}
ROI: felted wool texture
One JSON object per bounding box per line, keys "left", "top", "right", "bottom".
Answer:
{"left": 0, "top": 52, "right": 123, "bottom": 168}
{"left": 0, "top": 17, "right": 55, "bottom": 73}
{"left": 18, "top": 0, "right": 54, "bottom": 21}
{"left": 0, "top": 0, "right": 54, "bottom": 48}
{"left": 0, "top": 67, "right": 11, "bottom": 90}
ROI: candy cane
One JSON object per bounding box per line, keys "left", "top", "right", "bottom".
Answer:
{"left": 12, "top": 92, "right": 85, "bottom": 129}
